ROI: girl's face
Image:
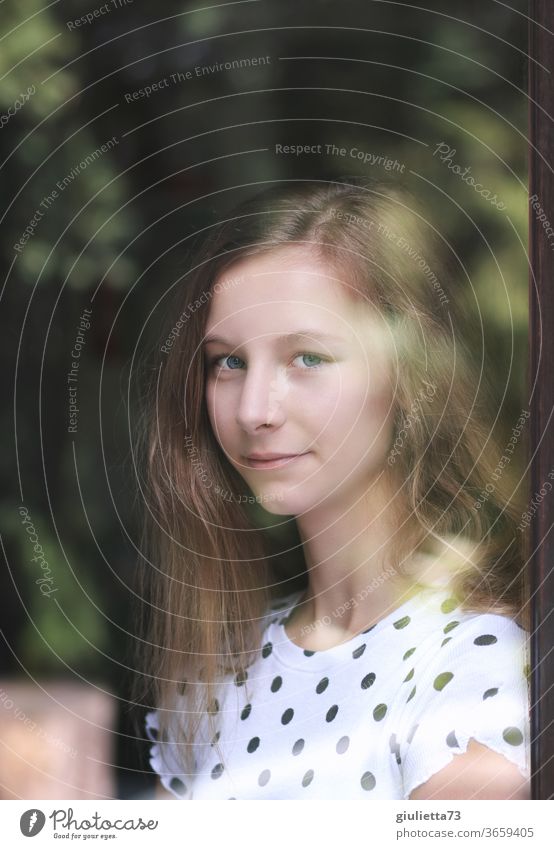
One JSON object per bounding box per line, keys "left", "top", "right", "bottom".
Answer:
{"left": 203, "top": 246, "right": 396, "bottom": 516}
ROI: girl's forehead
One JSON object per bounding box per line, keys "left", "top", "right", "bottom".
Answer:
{"left": 210, "top": 249, "right": 365, "bottom": 318}
{"left": 207, "top": 248, "right": 391, "bottom": 354}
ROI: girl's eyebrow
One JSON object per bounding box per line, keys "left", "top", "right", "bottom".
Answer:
{"left": 203, "top": 329, "right": 346, "bottom": 346}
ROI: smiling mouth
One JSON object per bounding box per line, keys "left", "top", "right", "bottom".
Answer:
{"left": 244, "top": 453, "right": 309, "bottom": 470}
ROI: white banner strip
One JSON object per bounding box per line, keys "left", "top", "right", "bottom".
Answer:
{"left": 1, "top": 799, "right": 551, "bottom": 848}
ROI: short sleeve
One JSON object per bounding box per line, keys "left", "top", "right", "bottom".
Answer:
{"left": 145, "top": 710, "right": 194, "bottom": 800}
{"left": 398, "top": 614, "right": 530, "bottom": 800}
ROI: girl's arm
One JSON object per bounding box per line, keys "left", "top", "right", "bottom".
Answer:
{"left": 409, "top": 739, "right": 530, "bottom": 800}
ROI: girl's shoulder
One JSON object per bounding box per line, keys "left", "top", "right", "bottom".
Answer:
{"left": 402, "top": 582, "right": 527, "bottom": 632}
{"left": 398, "top": 586, "right": 529, "bottom": 690}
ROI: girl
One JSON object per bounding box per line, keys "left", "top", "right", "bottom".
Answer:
{"left": 137, "top": 177, "right": 530, "bottom": 800}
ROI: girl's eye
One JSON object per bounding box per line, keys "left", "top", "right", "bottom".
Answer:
{"left": 208, "top": 352, "right": 326, "bottom": 372}
{"left": 210, "top": 354, "right": 245, "bottom": 371}
{"left": 293, "top": 353, "right": 325, "bottom": 369}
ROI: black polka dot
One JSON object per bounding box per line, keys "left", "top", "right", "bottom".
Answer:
{"left": 316, "top": 677, "right": 329, "bottom": 694}
{"left": 336, "top": 736, "right": 350, "bottom": 754}
{"left": 352, "top": 643, "right": 366, "bottom": 659}
{"left": 292, "top": 738, "right": 304, "bottom": 755}
{"left": 258, "top": 769, "right": 271, "bottom": 786}
{"left": 474, "top": 634, "right": 498, "bottom": 646}
{"left": 262, "top": 642, "right": 273, "bottom": 658}
{"left": 146, "top": 725, "right": 158, "bottom": 741}
{"left": 446, "top": 730, "right": 459, "bottom": 748}
{"left": 393, "top": 615, "right": 411, "bottom": 629}
{"left": 326, "top": 704, "right": 339, "bottom": 722}
{"left": 361, "top": 771, "right": 376, "bottom": 791}
{"left": 441, "top": 637, "right": 452, "bottom": 647}
{"left": 373, "top": 703, "right": 387, "bottom": 721}
{"left": 361, "top": 672, "right": 376, "bottom": 690}
{"left": 281, "top": 708, "right": 294, "bottom": 725}
{"left": 441, "top": 598, "right": 458, "bottom": 614}
{"left": 443, "top": 621, "right": 459, "bottom": 634}
{"left": 210, "top": 730, "right": 220, "bottom": 746}
{"left": 303, "top": 649, "right": 316, "bottom": 656}
{"left": 270, "top": 675, "right": 282, "bottom": 692}
{"left": 169, "top": 777, "right": 187, "bottom": 796}
{"left": 302, "top": 769, "right": 314, "bottom": 787}
{"left": 247, "top": 736, "right": 260, "bottom": 753}
{"left": 483, "top": 687, "right": 499, "bottom": 700}
{"left": 403, "top": 668, "right": 414, "bottom": 682}
{"left": 403, "top": 647, "right": 416, "bottom": 660}
{"left": 234, "top": 669, "right": 248, "bottom": 686}
{"left": 240, "top": 703, "right": 252, "bottom": 720}
{"left": 362, "top": 623, "right": 376, "bottom": 634}
{"left": 407, "top": 686, "right": 416, "bottom": 702}
{"left": 503, "top": 727, "right": 523, "bottom": 746}
{"left": 211, "top": 763, "right": 224, "bottom": 779}
{"left": 207, "top": 698, "right": 219, "bottom": 715}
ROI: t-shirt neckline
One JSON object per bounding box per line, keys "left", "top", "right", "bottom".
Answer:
{"left": 265, "top": 589, "right": 425, "bottom": 672}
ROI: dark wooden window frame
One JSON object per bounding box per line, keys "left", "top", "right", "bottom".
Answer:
{"left": 529, "top": 0, "right": 554, "bottom": 801}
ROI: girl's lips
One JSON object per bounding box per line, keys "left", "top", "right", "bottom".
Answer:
{"left": 244, "top": 453, "right": 309, "bottom": 470}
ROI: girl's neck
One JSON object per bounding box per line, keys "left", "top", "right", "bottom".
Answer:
{"left": 292, "top": 478, "right": 415, "bottom": 637}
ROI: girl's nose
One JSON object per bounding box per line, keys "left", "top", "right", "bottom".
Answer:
{"left": 236, "top": 365, "right": 289, "bottom": 433}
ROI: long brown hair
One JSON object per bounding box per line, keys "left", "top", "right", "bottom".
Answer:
{"left": 133, "top": 177, "right": 527, "bottom": 778}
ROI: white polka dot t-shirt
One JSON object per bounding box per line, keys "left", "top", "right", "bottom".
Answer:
{"left": 145, "top": 586, "right": 530, "bottom": 799}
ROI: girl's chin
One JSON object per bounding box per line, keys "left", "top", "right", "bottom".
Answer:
{"left": 252, "top": 490, "right": 317, "bottom": 517}
{"left": 253, "top": 494, "right": 293, "bottom": 516}
{"left": 238, "top": 486, "right": 291, "bottom": 514}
